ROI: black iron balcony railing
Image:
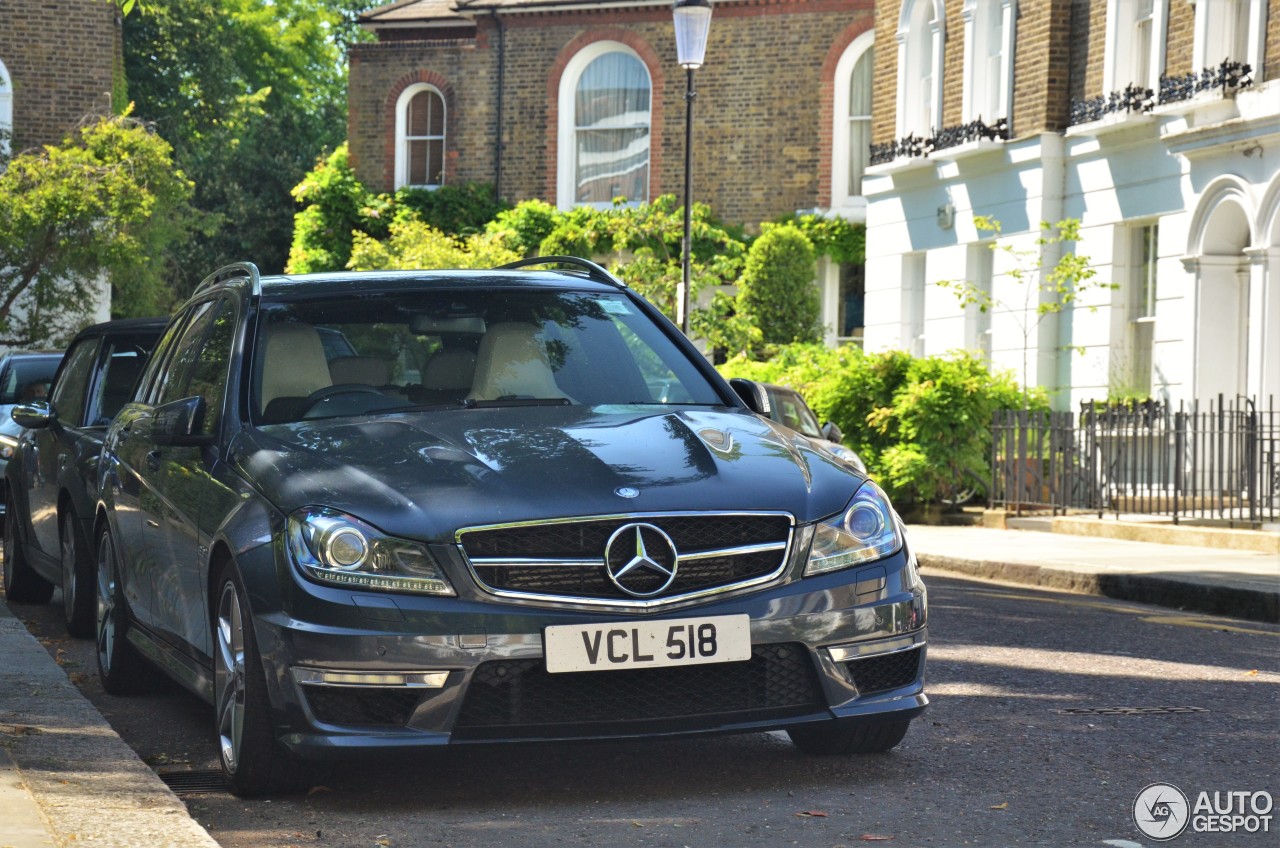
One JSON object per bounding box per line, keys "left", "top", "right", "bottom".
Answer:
{"left": 869, "top": 117, "right": 1008, "bottom": 166}
{"left": 1157, "top": 59, "right": 1252, "bottom": 105}
{"left": 1067, "top": 61, "right": 1252, "bottom": 127}
{"left": 1068, "top": 84, "right": 1155, "bottom": 126}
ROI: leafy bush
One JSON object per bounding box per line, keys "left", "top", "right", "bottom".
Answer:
{"left": 485, "top": 199, "right": 561, "bottom": 257}
{"left": 286, "top": 144, "right": 373, "bottom": 274}
{"left": 394, "top": 181, "right": 509, "bottom": 236}
{"left": 533, "top": 196, "right": 747, "bottom": 325}
{"left": 735, "top": 224, "right": 820, "bottom": 346}
{"left": 719, "top": 345, "right": 1043, "bottom": 504}
{"left": 779, "top": 213, "right": 865, "bottom": 265}
{"left": 347, "top": 219, "right": 520, "bottom": 271}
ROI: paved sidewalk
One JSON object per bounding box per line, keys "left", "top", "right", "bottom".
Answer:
{"left": 0, "top": 602, "right": 219, "bottom": 848}
{"left": 907, "top": 523, "right": 1280, "bottom": 622}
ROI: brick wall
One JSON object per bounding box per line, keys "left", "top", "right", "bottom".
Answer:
{"left": 350, "top": 0, "right": 873, "bottom": 227}
{"left": 1164, "top": 0, "right": 1195, "bottom": 78}
{"left": 0, "top": 0, "right": 118, "bottom": 151}
{"left": 1067, "top": 0, "right": 1107, "bottom": 104}
{"left": 1266, "top": 0, "right": 1280, "bottom": 82}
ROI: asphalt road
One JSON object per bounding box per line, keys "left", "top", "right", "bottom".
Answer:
{"left": 10, "top": 571, "right": 1279, "bottom": 847}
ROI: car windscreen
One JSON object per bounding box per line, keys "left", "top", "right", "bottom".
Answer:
{"left": 250, "top": 289, "right": 725, "bottom": 424}
{"left": 0, "top": 356, "right": 62, "bottom": 405}
{"left": 767, "top": 387, "right": 823, "bottom": 438}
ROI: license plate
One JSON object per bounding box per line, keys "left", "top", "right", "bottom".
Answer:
{"left": 543, "top": 614, "right": 751, "bottom": 674}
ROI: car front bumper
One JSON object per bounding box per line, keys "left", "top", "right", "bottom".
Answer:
{"left": 247, "top": 543, "right": 929, "bottom": 758}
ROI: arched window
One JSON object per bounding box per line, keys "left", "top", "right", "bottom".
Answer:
{"left": 0, "top": 57, "right": 13, "bottom": 159}
{"left": 832, "top": 32, "right": 874, "bottom": 206}
{"left": 557, "top": 42, "right": 652, "bottom": 209}
{"left": 394, "top": 83, "right": 446, "bottom": 189}
{"left": 1105, "top": 0, "right": 1166, "bottom": 93}
{"left": 1196, "top": 0, "right": 1262, "bottom": 73}
{"left": 896, "top": 0, "right": 945, "bottom": 139}
{"left": 962, "top": 0, "right": 1015, "bottom": 124}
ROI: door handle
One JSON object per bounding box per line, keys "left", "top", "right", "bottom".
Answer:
{"left": 145, "top": 450, "right": 161, "bottom": 471}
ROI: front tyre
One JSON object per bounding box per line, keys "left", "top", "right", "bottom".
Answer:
{"left": 62, "top": 510, "right": 96, "bottom": 637}
{"left": 3, "top": 503, "right": 54, "bottom": 604}
{"left": 213, "top": 563, "right": 306, "bottom": 797}
{"left": 787, "top": 718, "right": 912, "bottom": 755}
{"left": 95, "top": 526, "right": 152, "bottom": 694}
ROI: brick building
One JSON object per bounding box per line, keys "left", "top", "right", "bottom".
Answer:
{"left": 349, "top": 0, "right": 876, "bottom": 344}
{"left": 864, "top": 0, "right": 1280, "bottom": 410}
{"left": 0, "top": 0, "right": 120, "bottom": 154}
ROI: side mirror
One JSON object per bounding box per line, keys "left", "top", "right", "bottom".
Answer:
{"left": 729, "top": 378, "right": 771, "bottom": 416}
{"left": 821, "top": 421, "right": 844, "bottom": 444}
{"left": 11, "top": 400, "right": 54, "bottom": 430}
{"left": 150, "top": 396, "right": 212, "bottom": 447}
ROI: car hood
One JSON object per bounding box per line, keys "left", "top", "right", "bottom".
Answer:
{"left": 230, "top": 405, "right": 866, "bottom": 542}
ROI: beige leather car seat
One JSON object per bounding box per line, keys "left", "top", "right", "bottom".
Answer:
{"left": 468, "top": 323, "right": 565, "bottom": 401}
{"left": 259, "top": 322, "right": 332, "bottom": 421}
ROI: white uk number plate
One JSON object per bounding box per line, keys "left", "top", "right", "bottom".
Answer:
{"left": 543, "top": 614, "right": 751, "bottom": 674}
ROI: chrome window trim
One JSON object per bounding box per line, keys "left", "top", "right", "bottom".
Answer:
{"left": 456, "top": 511, "right": 795, "bottom": 610}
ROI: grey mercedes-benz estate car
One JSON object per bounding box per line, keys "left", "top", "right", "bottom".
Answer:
{"left": 92, "top": 258, "right": 928, "bottom": 796}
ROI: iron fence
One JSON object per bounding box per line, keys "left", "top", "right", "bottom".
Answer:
{"left": 991, "top": 396, "right": 1280, "bottom": 524}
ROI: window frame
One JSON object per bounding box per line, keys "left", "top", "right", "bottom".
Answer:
{"left": 895, "top": 0, "right": 946, "bottom": 139}
{"left": 394, "top": 83, "right": 447, "bottom": 191}
{"left": 961, "top": 0, "right": 1017, "bottom": 125}
{"left": 556, "top": 41, "right": 653, "bottom": 210}
{"left": 1192, "top": 0, "right": 1264, "bottom": 75}
{"left": 831, "top": 31, "right": 875, "bottom": 209}
{"left": 49, "top": 338, "right": 101, "bottom": 428}
{"left": 0, "top": 56, "right": 13, "bottom": 158}
{"left": 1103, "top": 0, "right": 1168, "bottom": 94}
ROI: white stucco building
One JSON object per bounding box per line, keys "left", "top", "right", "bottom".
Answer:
{"left": 862, "top": 0, "right": 1280, "bottom": 411}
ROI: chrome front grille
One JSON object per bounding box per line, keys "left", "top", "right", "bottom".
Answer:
{"left": 458, "top": 512, "right": 793, "bottom": 606}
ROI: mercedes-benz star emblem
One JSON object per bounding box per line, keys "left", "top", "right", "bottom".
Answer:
{"left": 603, "top": 523, "right": 679, "bottom": 597}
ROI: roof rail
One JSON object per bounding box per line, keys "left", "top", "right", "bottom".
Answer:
{"left": 193, "top": 262, "right": 262, "bottom": 298}
{"left": 495, "top": 256, "right": 627, "bottom": 289}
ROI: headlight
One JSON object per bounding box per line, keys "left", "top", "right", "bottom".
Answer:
{"left": 287, "top": 508, "right": 455, "bottom": 596}
{"left": 804, "top": 480, "right": 903, "bottom": 576}
{"left": 0, "top": 434, "right": 17, "bottom": 461}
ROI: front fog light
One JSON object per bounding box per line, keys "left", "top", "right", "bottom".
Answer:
{"left": 805, "top": 480, "right": 903, "bottom": 576}
{"left": 288, "top": 508, "right": 455, "bottom": 596}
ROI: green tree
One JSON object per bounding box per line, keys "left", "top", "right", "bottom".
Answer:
{"left": 736, "top": 223, "right": 820, "bottom": 346}
{"left": 0, "top": 114, "right": 195, "bottom": 345}
{"left": 123, "top": 0, "right": 349, "bottom": 291}
{"left": 937, "top": 216, "right": 1114, "bottom": 406}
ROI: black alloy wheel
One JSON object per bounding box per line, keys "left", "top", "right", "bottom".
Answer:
{"left": 61, "top": 510, "right": 96, "bottom": 637}
{"left": 3, "top": 503, "right": 54, "bottom": 604}
{"left": 95, "top": 527, "right": 151, "bottom": 694}
{"left": 213, "top": 562, "right": 306, "bottom": 797}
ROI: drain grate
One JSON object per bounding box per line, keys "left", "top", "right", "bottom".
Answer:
{"left": 1057, "top": 706, "right": 1209, "bottom": 716}
{"left": 157, "top": 769, "right": 229, "bottom": 794}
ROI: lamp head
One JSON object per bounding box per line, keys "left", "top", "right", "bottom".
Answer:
{"left": 673, "top": 0, "right": 713, "bottom": 69}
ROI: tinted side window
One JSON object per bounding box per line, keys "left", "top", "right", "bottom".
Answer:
{"left": 88, "top": 336, "right": 156, "bottom": 426}
{"left": 49, "top": 340, "right": 100, "bottom": 426}
{"left": 138, "top": 314, "right": 193, "bottom": 404}
{"left": 152, "top": 301, "right": 217, "bottom": 407}
{"left": 185, "top": 300, "right": 236, "bottom": 435}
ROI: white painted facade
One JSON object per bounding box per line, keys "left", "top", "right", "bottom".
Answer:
{"left": 863, "top": 77, "right": 1280, "bottom": 412}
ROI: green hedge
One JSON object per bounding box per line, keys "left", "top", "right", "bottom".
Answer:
{"left": 718, "top": 345, "right": 1044, "bottom": 504}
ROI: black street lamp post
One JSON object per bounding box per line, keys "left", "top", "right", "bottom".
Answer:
{"left": 673, "top": 0, "right": 712, "bottom": 336}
